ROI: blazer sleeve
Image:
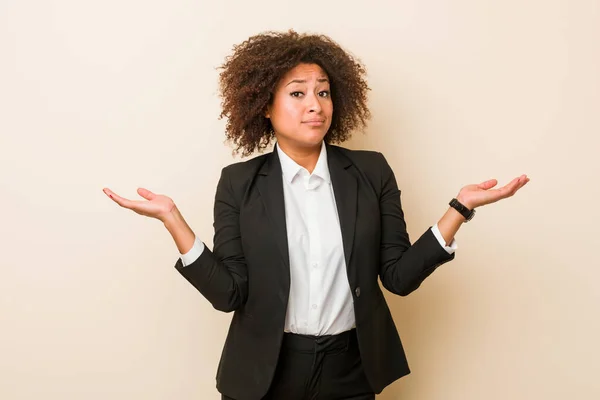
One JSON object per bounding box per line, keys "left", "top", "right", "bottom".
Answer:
{"left": 174, "top": 166, "right": 248, "bottom": 312}
{"left": 377, "top": 153, "right": 455, "bottom": 296}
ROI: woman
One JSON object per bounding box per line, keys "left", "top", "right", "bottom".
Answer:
{"left": 103, "top": 30, "right": 529, "bottom": 400}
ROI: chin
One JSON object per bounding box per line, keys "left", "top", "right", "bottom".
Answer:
{"left": 300, "top": 130, "right": 328, "bottom": 146}
{"left": 276, "top": 128, "right": 328, "bottom": 150}
{"left": 298, "top": 137, "right": 325, "bottom": 149}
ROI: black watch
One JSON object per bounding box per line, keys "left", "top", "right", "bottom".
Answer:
{"left": 449, "top": 198, "right": 475, "bottom": 222}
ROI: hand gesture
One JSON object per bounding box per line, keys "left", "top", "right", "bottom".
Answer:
{"left": 102, "top": 187, "right": 176, "bottom": 223}
{"left": 457, "top": 174, "right": 530, "bottom": 210}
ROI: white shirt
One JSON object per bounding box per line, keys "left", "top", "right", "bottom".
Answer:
{"left": 180, "top": 143, "right": 457, "bottom": 335}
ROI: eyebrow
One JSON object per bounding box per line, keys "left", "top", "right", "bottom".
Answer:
{"left": 285, "top": 78, "right": 330, "bottom": 86}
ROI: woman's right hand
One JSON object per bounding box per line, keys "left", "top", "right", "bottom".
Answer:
{"left": 102, "top": 187, "right": 176, "bottom": 223}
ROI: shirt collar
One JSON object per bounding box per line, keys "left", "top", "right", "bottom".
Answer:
{"left": 276, "top": 141, "right": 331, "bottom": 184}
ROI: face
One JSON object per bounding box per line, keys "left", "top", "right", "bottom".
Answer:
{"left": 266, "top": 63, "right": 333, "bottom": 151}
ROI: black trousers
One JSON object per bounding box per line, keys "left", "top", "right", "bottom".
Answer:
{"left": 222, "top": 328, "right": 375, "bottom": 400}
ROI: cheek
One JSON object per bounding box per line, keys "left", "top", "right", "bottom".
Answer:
{"left": 274, "top": 101, "right": 301, "bottom": 126}
{"left": 325, "top": 100, "right": 333, "bottom": 116}
{"left": 284, "top": 100, "right": 303, "bottom": 119}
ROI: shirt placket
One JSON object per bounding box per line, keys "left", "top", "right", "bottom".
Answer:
{"left": 305, "top": 174, "right": 322, "bottom": 332}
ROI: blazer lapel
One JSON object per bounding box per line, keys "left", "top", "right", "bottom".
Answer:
{"left": 327, "top": 144, "right": 358, "bottom": 267}
{"left": 256, "top": 149, "right": 290, "bottom": 271}
{"left": 255, "top": 144, "right": 357, "bottom": 275}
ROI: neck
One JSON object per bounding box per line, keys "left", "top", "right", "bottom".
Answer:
{"left": 277, "top": 140, "right": 322, "bottom": 174}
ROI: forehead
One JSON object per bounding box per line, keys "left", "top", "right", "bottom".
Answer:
{"left": 279, "top": 63, "right": 329, "bottom": 84}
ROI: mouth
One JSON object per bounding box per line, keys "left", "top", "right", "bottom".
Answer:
{"left": 302, "top": 119, "right": 326, "bottom": 126}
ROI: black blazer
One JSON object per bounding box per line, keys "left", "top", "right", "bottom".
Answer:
{"left": 175, "top": 144, "right": 455, "bottom": 399}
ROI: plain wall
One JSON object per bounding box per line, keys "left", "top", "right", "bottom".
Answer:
{"left": 1, "top": 0, "right": 599, "bottom": 399}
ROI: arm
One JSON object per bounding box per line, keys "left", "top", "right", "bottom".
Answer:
{"left": 435, "top": 207, "right": 467, "bottom": 247}
{"left": 377, "top": 154, "right": 529, "bottom": 295}
{"left": 171, "top": 167, "right": 248, "bottom": 312}
{"left": 377, "top": 154, "right": 455, "bottom": 296}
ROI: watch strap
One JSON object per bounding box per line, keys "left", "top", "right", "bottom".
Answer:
{"left": 449, "top": 198, "right": 475, "bottom": 221}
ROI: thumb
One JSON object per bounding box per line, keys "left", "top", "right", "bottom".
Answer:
{"left": 477, "top": 179, "right": 498, "bottom": 190}
{"left": 137, "top": 187, "right": 155, "bottom": 200}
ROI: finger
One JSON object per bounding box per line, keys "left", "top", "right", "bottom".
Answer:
{"left": 515, "top": 176, "right": 530, "bottom": 191}
{"left": 102, "top": 188, "right": 138, "bottom": 209}
{"left": 513, "top": 175, "right": 530, "bottom": 189}
{"left": 103, "top": 188, "right": 119, "bottom": 201}
{"left": 500, "top": 176, "right": 525, "bottom": 196}
{"left": 481, "top": 175, "right": 529, "bottom": 204}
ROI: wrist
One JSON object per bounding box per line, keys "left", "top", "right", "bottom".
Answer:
{"left": 449, "top": 197, "right": 476, "bottom": 222}
{"left": 456, "top": 193, "right": 475, "bottom": 210}
{"left": 446, "top": 206, "right": 468, "bottom": 223}
{"left": 162, "top": 205, "right": 184, "bottom": 230}
{"left": 162, "top": 205, "right": 196, "bottom": 254}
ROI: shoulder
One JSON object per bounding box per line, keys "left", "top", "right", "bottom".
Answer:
{"left": 221, "top": 151, "right": 270, "bottom": 178}
{"left": 327, "top": 144, "right": 390, "bottom": 173}
{"left": 327, "top": 145, "right": 396, "bottom": 195}
{"left": 216, "top": 151, "right": 270, "bottom": 197}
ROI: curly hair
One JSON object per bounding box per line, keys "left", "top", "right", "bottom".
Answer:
{"left": 218, "top": 30, "right": 371, "bottom": 156}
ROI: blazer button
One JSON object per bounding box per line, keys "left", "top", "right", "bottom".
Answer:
{"left": 355, "top": 287, "right": 361, "bottom": 297}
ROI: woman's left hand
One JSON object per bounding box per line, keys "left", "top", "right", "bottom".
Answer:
{"left": 456, "top": 174, "right": 530, "bottom": 210}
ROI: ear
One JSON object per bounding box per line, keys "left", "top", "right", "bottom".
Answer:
{"left": 264, "top": 106, "right": 271, "bottom": 119}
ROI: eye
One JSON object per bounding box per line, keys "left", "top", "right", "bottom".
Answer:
{"left": 319, "top": 90, "right": 331, "bottom": 98}
{"left": 290, "top": 91, "right": 304, "bottom": 97}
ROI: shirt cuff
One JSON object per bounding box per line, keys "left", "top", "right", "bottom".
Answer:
{"left": 180, "top": 236, "right": 205, "bottom": 266}
{"left": 431, "top": 223, "right": 458, "bottom": 254}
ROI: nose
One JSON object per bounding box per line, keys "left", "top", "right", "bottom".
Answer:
{"left": 307, "top": 92, "right": 323, "bottom": 113}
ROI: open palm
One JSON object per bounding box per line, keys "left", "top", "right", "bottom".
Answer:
{"left": 102, "top": 187, "right": 175, "bottom": 222}
{"left": 457, "top": 174, "right": 530, "bottom": 210}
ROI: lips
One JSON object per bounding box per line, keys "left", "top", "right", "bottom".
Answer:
{"left": 302, "top": 119, "right": 325, "bottom": 126}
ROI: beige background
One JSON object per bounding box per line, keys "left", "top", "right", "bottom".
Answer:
{"left": 1, "top": 0, "right": 599, "bottom": 399}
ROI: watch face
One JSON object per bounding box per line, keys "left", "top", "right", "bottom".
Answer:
{"left": 467, "top": 209, "right": 476, "bottom": 220}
